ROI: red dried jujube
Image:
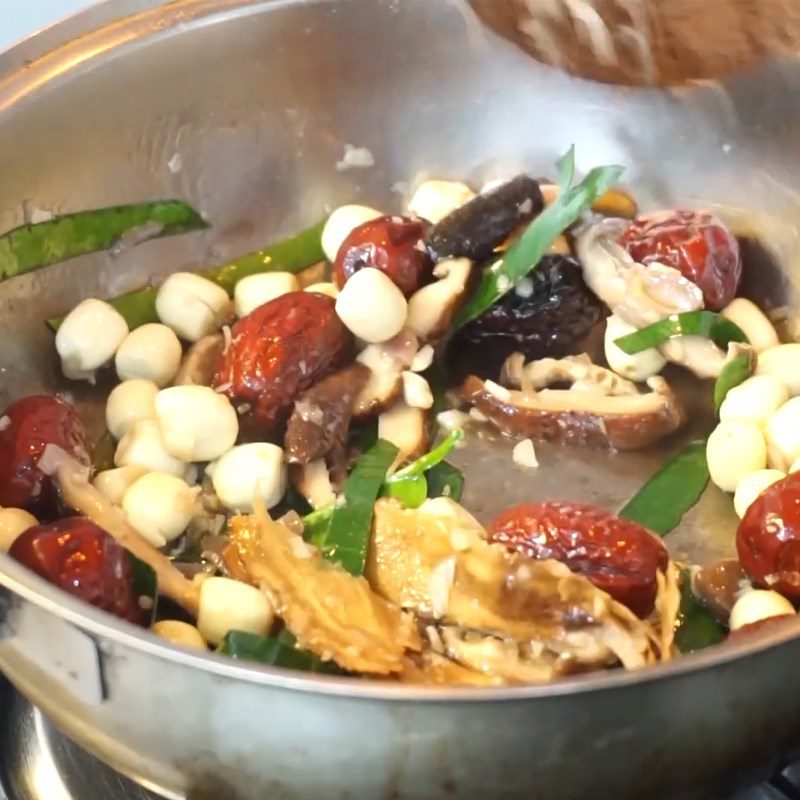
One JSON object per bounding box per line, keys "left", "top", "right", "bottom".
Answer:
{"left": 10, "top": 517, "right": 145, "bottom": 624}
{"left": 487, "top": 501, "right": 669, "bottom": 617}
{"left": 619, "top": 209, "right": 741, "bottom": 311}
{"left": 333, "top": 215, "right": 433, "bottom": 297}
{"left": 0, "top": 395, "right": 89, "bottom": 515}
{"left": 737, "top": 471, "right": 800, "bottom": 599}
{"left": 213, "top": 291, "right": 354, "bottom": 436}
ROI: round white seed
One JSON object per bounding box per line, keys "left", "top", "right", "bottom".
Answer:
{"left": 115, "top": 323, "right": 183, "bottom": 387}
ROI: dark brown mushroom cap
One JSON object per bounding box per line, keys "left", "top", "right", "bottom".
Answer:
{"left": 285, "top": 363, "right": 370, "bottom": 465}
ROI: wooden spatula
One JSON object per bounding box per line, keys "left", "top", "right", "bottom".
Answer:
{"left": 470, "top": 0, "right": 800, "bottom": 86}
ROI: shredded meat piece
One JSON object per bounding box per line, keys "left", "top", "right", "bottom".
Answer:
{"left": 227, "top": 510, "right": 420, "bottom": 674}
{"left": 367, "top": 497, "right": 486, "bottom": 617}
{"left": 451, "top": 545, "right": 658, "bottom": 668}
{"left": 437, "top": 627, "right": 567, "bottom": 683}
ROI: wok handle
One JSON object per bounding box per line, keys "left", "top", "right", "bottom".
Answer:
{"left": 0, "top": 584, "right": 18, "bottom": 639}
{"left": 0, "top": 585, "right": 107, "bottom": 705}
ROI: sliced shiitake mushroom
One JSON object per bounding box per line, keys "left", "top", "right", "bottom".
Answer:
{"left": 290, "top": 458, "right": 337, "bottom": 511}
{"left": 691, "top": 559, "right": 749, "bottom": 624}
{"left": 174, "top": 333, "right": 225, "bottom": 387}
{"left": 285, "top": 363, "right": 370, "bottom": 465}
{"left": 378, "top": 401, "right": 429, "bottom": 468}
{"left": 406, "top": 258, "right": 472, "bottom": 343}
{"left": 460, "top": 372, "right": 684, "bottom": 451}
{"left": 353, "top": 354, "right": 403, "bottom": 419}
{"left": 352, "top": 330, "right": 419, "bottom": 420}
{"left": 502, "top": 352, "right": 638, "bottom": 396}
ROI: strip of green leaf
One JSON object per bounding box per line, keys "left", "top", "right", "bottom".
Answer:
{"left": 453, "top": 150, "right": 623, "bottom": 330}
{"left": 425, "top": 461, "right": 464, "bottom": 501}
{"left": 613, "top": 311, "right": 747, "bottom": 355}
{"left": 48, "top": 218, "right": 325, "bottom": 330}
{"left": 619, "top": 441, "right": 710, "bottom": 536}
{"left": 319, "top": 439, "right": 398, "bottom": 575}
{"left": 1, "top": 200, "right": 207, "bottom": 283}
{"left": 713, "top": 353, "right": 753, "bottom": 414}
{"left": 219, "top": 630, "right": 337, "bottom": 672}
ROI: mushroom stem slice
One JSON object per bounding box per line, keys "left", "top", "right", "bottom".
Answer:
{"left": 290, "top": 458, "right": 337, "bottom": 510}
{"left": 406, "top": 258, "right": 472, "bottom": 342}
{"left": 461, "top": 373, "right": 684, "bottom": 450}
{"left": 378, "top": 402, "right": 430, "bottom": 470}
{"left": 353, "top": 329, "right": 419, "bottom": 420}
{"left": 174, "top": 333, "right": 225, "bottom": 387}
{"left": 52, "top": 450, "right": 200, "bottom": 614}
{"left": 660, "top": 339, "right": 755, "bottom": 380}
{"left": 502, "top": 352, "right": 638, "bottom": 396}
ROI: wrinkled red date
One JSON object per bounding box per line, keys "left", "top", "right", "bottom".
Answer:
{"left": 487, "top": 501, "right": 669, "bottom": 617}
{"left": 213, "top": 291, "right": 354, "bottom": 436}
{"left": 737, "top": 472, "right": 800, "bottom": 599}
{"left": 333, "top": 215, "right": 433, "bottom": 297}
{"left": 0, "top": 395, "right": 89, "bottom": 515}
{"left": 10, "top": 517, "right": 144, "bottom": 624}
{"left": 619, "top": 209, "right": 741, "bottom": 310}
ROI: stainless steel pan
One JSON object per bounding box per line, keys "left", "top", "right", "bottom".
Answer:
{"left": 2, "top": 2, "right": 800, "bottom": 798}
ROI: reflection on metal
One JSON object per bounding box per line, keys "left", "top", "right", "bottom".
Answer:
{"left": 0, "top": 587, "right": 19, "bottom": 639}
{"left": 0, "top": 678, "right": 159, "bottom": 800}
{"left": 28, "top": 711, "right": 73, "bottom": 800}
{"left": 4, "top": 605, "right": 105, "bottom": 706}
{"left": 1, "top": 673, "right": 799, "bottom": 800}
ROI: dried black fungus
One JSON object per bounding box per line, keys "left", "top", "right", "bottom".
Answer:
{"left": 451, "top": 254, "right": 604, "bottom": 379}
{"left": 426, "top": 175, "right": 544, "bottom": 264}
